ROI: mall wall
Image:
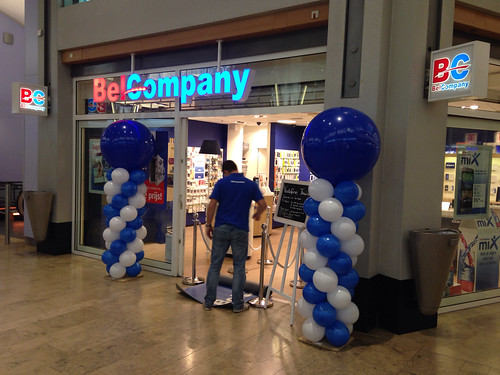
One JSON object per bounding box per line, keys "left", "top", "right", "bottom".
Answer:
{"left": 57, "top": 0, "right": 321, "bottom": 50}
{"left": 0, "top": 13, "right": 24, "bottom": 181}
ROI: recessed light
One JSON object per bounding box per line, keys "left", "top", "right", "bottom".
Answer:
{"left": 277, "top": 120, "right": 296, "bottom": 124}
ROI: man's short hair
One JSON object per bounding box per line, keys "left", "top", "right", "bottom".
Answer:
{"left": 222, "top": 160, "right": 238, "bottom": 173}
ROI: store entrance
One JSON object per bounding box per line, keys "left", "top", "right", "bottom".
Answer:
{"left": 182, "top": 112, "right": 317, "bottom": 292}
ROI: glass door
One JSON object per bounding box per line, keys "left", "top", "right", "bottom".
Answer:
{"left": 75, "top": 118, "right": 177, "bottom": 274}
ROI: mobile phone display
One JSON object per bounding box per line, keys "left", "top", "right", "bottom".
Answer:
{"left": 459, "top": 167, "right": 474, "bottom": 213}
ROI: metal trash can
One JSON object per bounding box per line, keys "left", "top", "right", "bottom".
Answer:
{"left": 25, "top": 191, "right": 53, "bottom": 242}
{"left": 409, "top": 228, "right": 460, "bottom": 315}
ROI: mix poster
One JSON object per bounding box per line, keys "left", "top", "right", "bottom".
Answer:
{"left": 89, "top": 139, "right": 111, "bottom": 194}
{"left": 454, "top": 145, "right": 492, "bottom": 219}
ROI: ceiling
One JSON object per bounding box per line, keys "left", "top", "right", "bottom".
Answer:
{"left": 1, "top": 0, "right": 24, "bottom": 25}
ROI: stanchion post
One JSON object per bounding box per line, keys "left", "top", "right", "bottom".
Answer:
{"left": 249, "top": 222, "right": 274, "bottom": 308}
{"left": 257, "top": 206, "right": 273, "bottom": 265}
{"left": 183, "top": 212, "right": 205, "bottom": 285}
{"left": 5, "top": 183, "right": 10, "bottom": 245}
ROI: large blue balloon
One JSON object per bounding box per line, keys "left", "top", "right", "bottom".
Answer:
{"left": 325, "top": 321, "right": 350, "bottom": 347}
{"left": 301, "top": 107, "right": 380, "bottom": 184}
{"left": 100, "top": 120, "right": 155, "bottom": 171}
{"left": 312, "top": 301, "right": 337, "bottom": 327}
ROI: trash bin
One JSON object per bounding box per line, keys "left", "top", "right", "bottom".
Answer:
{"left": 25, "top": 191, "right": 53, "bottom": 242}
{"left": 409, "top": 228, "right": 460, "bottom": 315}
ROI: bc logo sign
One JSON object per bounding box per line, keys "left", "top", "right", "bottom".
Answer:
{"left": 431, "top": 52, "right": 471, "bottom": 93}
{"left": 20, "top": 88, "right": 46, "bottom": 112}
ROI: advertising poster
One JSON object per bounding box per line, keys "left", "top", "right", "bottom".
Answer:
{"left": 454, "top": 145, "right": 492, "bottom": 220}
{"left": 89, "top": 139, "right": 110, "bottom": 193}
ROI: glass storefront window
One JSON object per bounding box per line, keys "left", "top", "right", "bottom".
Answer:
{"left": 76, "top": 119, "right": 176, "bottom": 271}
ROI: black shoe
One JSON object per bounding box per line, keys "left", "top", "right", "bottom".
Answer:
{"left": 233, "top": 304, "right": 250, "bottom": 313}
{"left": 203, "top": 303, "right": 212, "bottom": 311}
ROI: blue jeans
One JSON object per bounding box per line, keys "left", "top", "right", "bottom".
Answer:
{"left": 204, "top": 224, "right": 248, "bottom": 310}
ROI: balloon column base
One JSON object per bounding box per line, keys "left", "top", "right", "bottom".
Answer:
{"left": 182, "top": 276, "right": 205, "bottom": 285}
{"left": 105, "top": 274, "right": 144, "bottom": 282}
{"left": 298, "top": 335, "right": 353, "bottom": 351}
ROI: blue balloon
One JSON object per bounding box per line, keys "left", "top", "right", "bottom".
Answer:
{"left": 301, "top": 107, "right": 380, "bottom": 185}
{"left": 306, "top": 215, "right": 331, "bottom": 237}
{"left": 338, "top": 268, "right": 359, "bottom": 290}
{"left": 135, "top": 250, "right": 145, "bottom": 262}
{"left": 106, "top": 263, "right": 112, "bottom": 273}
{"left": 111, "top": 194, "right": 129, "bottom": 210}
{"left": 328, "top": 252, "right": 352, "bottom": 275}
{"left": 126, "top": 262, "right": 142, "bottom": 277}
{"left": 334, "top": 181, "right": 359, "bottom": 205}
{"left": 299, "top": 263, "right": 315, "bottom": 283}
{"left": 302, "top": 282, "right": 327, "bottom": 304}
{"left": 106, "top": 169, "right": 113, "bottom": 181}
{"left": 109, "top": 239, "right": 126, "bottom": 255}
{"left": 126, "top": 216, "right": 143, "bottom": 230}
{"left": 101, "top": 250, "right": 119, "bottom": 265}
{"left": 316, "top": 234, "right": 340, "bottom": 258}
{"left": 325, "top": 321, "right": 351, "bottom": 347}
{"left": 120, "top": 227, "right": 137, "bottom": 243}
{"left": 137, "top": 206, "right": 147, "bottom": 217}
{"left": 342, "top": 201, "right": 366, "bottom": 222}
{"left": 105, "top": 217, "right": 111, "bottom": 227}
{"left": 130, "top": 169, "right": 147, "bottom": 185}
{"left": 121, "top": 181, "right": 138, "bottom": 197}
{"left": 313, "top": 301, "right": 337, "bottom": 327}
{"left": 103, "top": 204, "right": 120, "bottom": 218}
{"left": 100, "top": 120, "right": 155, "bottom": 171}
{"left": 303, "top": 197, "right": 320, "bottom": 216}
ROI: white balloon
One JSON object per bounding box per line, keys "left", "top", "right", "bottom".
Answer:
{"left": 137, "top": 183, "right": 148, "bottom": 195}
{"left": 318, "top": 198, "right": 343, "bottom": 222}
{"left": 346, "top": 323, "right": 354, "bottom": 334}
{"left": 350, "top": 256, "right": 358, "bottom": 267}
{"left": 109, "top": 263, "right": 126, "bottom": 279}
{"left": 129, "top": 193, "right": 146, "bottom": 209}
{"left": 308, "top": 178, "right": 334, "bottom": 201}
{"left": 120, "top": 205, "right": 138, "bottom": 222}
{"left": 355, "top": 183, "right": 362, "bottom": 200}
{"left": 103, "top": 228, "right": 120, "bottom": 242}
{"left": 106, "top": 195, "right": 112, "bottom": 204}
{"left": 303, "top": 248, "right": 328, "bottom": 270}
{"left": 302, "top": 318, "right": 325, "bottom": 342}
{"left": 340, "top": 234, "right": 364, "bottom": 257}
{"left": 127, "top": 238, "right": 144, "bottom": 253}
{"left": 119, "top": 250, "right": 137, "bottom": 267}
{"left": 104, "top": 181, "right": 122, "bottom": 197}
{"left": 336, "top": 302, "right": 360, "bottom": 325}
{"left": 299, "top": 229, "right": 318, "bottom": 250}
{"left": 331, "top": 217, "right": 356, "bottom": 241}
{"left": 112, "top": 168, "right": 130, "bottom": 184}
{"left": 136, "top": 226, "right": 147, "bottom": 240}
{"left": 109, "top": 216, "right": 126, "bottom": 232}
{"left": 105, "top": 241, "right": 112, "bottom": 249}
{"left": 312, "top": 266, "right": 338, "bottom": 293}
{"left": 296, "top": 297, "right": 315, "bottom": 319}
{"left": 327, "top": 285, "right": 352, "bottom": 310}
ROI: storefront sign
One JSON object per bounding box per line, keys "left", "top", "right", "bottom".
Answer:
{"left": 11, "top": 82, "right": 48, "bottom": 116}
{"left": 93, "top": 69, "right": 254, "bottom": 104}
{"left": 454, "top": 145, "right": 492, "bottom": 219}
{"left": 428, "top": 41, "right": 490, "bottom": 102}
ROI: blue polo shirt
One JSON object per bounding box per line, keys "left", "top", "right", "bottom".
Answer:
{"left": 210, "top": 173, "right": 264, "bottom": 231}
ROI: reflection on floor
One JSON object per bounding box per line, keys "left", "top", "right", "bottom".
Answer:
{"left": 2, "top": 230, "right": 500, "bottom": 374}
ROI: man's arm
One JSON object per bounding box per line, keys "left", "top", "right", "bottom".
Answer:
{"left": 252, "top": 198, "right": 267, "bottom": 221}
{"left": 205, "top": 198, "right": 218, "bottom": 239}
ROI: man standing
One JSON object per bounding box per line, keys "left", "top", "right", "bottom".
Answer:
{"left": 204, "top": 160, "right": 267, "bottom": 313}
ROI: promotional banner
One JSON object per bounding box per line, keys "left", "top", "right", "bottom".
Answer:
{"left": 454, "top": 145, "right": 492, "bottom": 219}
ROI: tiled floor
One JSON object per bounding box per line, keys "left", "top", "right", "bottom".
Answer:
{"left": 2, "top": 230, "right": 500, "bottom": 374}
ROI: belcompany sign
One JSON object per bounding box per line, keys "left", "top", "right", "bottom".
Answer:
{"left": 428, "top": 41, "right": 490, "bottom": 102}
{"left": 12, "top": 82, "right": 48, "bottom": 116}
{"left": 93, "top": 69, "right": 255, "bottom": 104}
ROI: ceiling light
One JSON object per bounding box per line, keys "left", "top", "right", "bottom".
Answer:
{"left": 277, "top": 120, "right": 296, "bottom": 124}
{"left": 469, "top": 105, "right": 479, "bottom": 110}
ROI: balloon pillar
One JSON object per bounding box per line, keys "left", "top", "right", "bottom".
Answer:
{"left": 297, "top": 107, "right": 381, "bottom": 347}
{"left": 99, "top": 120, "right": 155, "bottom": 279}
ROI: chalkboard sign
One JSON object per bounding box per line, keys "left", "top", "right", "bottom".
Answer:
{"left": 274, "top": 180, "right": 309, "bottom": 226}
